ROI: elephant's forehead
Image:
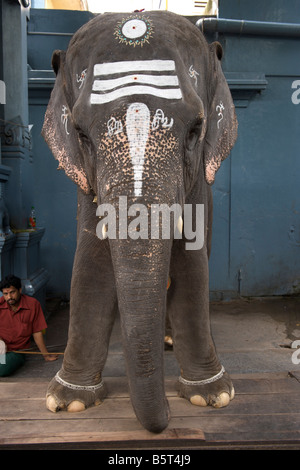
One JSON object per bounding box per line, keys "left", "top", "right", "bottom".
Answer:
{"left": 69, "top": 12, "right": 207, "bottom": 121}
{"left": 69, "top": 11, "right": 206, "bottom": 63}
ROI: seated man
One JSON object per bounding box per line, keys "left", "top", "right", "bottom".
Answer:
{"left": 0, "top": 275, "right": 58, "bottom": 377}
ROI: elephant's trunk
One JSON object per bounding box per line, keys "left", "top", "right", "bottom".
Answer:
{"left": 109, "top": 237, "right": 171, "bottom": 433}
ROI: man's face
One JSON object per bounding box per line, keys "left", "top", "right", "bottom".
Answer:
{"left": 2, "top": 286, "right": 22, "bottom": 308}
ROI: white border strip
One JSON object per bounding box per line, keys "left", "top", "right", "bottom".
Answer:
{"left": 93, "top": 74, "right": 179, "bottom": 92}
{"left": 91, "top": 86, "right": 182, "bottom": 104}
{"left": 94, "top": 60, "right": 176, "bottom": 76}
{"left": 91, "top": 85, "right": 182, "bottom": 104}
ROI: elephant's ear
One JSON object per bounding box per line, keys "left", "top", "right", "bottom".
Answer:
{"left": 42, "top": 50, "right": 91, "bottom": 194}
{"left": 204, "top": 42, "right": 238, "bottom": 185}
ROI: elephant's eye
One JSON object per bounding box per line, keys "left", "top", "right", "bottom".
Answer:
{"left": 77, "top": 129, "right": 92, "bottom": 157}
{"left": 185, "top": 117, "right": 205, "bottom": 151}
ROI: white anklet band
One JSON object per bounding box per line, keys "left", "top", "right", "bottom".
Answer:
{"left": 55, "top": 372, "right": 104, "bottom": 392}
{"left": 179, "top": 366, "right": 225, "bottom": 386}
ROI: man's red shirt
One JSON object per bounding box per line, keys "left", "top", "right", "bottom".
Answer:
{"left": 0, "top": 294, "right": 47, "bottom": 351}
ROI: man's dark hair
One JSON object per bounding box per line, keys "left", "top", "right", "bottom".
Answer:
{"left": 0, "top": 275, "right": 22, "bottom": 291}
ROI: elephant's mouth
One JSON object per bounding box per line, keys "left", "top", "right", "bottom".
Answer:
{"left": 96, "top": 195, "right": 184, "bottom": 244}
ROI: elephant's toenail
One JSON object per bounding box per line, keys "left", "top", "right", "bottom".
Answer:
{"left": 190, "top": 395, "right": 207, "bottom": 406}
{"left": 67, "top": 400, "right": 85, "bottom": 412}
{"left": 164, "top": 335, "right": 173, "bottom": 346}
{"left": 213, "top": 392, "right": 230, "bottom": 408}
{"left": 46, "top": 395, "right": 60, "bottom": 413}
{"left": 230, "top": 387, "right": 235, "bottom": 400}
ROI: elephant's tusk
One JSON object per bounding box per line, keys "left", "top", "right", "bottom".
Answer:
{"left": 177, "top": 215, "right": 183, "bottom": 234}
{"left": 102, "top": 224, "right": 108, "bottom": 239}
{"left": 164, "top": 335, "right": 173, "bottom": 346}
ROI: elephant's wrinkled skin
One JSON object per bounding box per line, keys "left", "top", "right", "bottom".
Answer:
{"left": 42, "top": 11, "right": 237, "bottom": 433}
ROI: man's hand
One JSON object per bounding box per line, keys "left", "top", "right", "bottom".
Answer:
{"left": 33, "top": 331, "right": 59, "bottom": 362}
{"left": 43, "top": 353, "right": 59, "bottom": 362}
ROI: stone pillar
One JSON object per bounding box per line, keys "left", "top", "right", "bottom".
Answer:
{"left": 0, "top": 146, "right": 16, "bottom": 279}
{"left": 0, "top": 0, "right": 33, "bottom": 229}
{"left": 0, "top": 1, "right": 49, "bottom": 308}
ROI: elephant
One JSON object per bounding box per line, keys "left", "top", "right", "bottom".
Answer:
{"left": 42, "top": 10, "right": 238, "bottom": 433}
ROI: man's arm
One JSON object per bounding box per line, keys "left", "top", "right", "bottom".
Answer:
{"left": 32, "top": 331, "right": 58, "bottom": 362}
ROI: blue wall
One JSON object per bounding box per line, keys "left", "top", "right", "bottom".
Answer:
{"left": 207, "top": 0, "right": 300, "bottom": 298}
{"left": 28, "top": 2, "right": 300, "bottom": 299}
{"left": 28, "top": 10, "right": 94, "bottom": 297}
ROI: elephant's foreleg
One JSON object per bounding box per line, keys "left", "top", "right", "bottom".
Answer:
{"left": 46, "top": 192, "right": 117, "bottom": 413}
{"left": 168, "top": 242, "right": 234, "bottom": 407}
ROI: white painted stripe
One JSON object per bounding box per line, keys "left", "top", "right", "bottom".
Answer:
{"left": 91, "top": 86, "right": 182, "bottom": 104}
{"left": 126, "top": 103, "right": 150, "bottom": 197}
{"left": 94, "top": 60, "right": 176, "bottom": 76}
{"left": 92, "top": 74, "right": 179, "bottom": 91}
